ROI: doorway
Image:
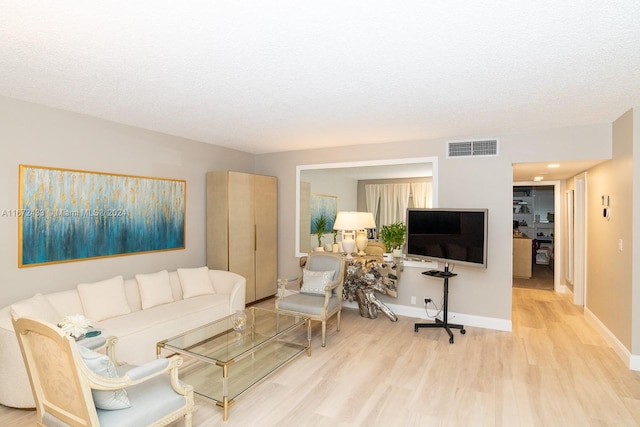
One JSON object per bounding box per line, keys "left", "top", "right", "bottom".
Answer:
{"left": 512, "top": 184, "right": 556, "bottom": 290}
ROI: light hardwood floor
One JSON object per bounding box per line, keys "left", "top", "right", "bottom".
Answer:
{"left": 2, "top": 288, "right": 640, "bottom": 426}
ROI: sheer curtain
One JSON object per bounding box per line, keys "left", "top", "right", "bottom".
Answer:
{"left": 410, "top": 182, "right": 432, "bottom": 208}
{"left": 365, "top": 184, "right": 382, "bottom": 225}
{"left": 396, "top": 184, "right": 411, "bottom": 222}
{"left": 366, "top": 183, "right": 427, "bottom": 226}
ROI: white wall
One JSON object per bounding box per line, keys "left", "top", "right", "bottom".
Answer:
{"left": 0, "top": 96, "right": 255, "bottom": 308}
{"left": 0, "top": 94, "right": 615, "bottom": 329}
{"left": 257, "top": 125, "right": 612, "bottom": 326}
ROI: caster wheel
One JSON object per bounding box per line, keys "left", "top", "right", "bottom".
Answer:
{"left": 449, "top": 337, "right": 454, "bottom": 344}
{"left": 460, "top": 329, "right": 466, "bottom": 335}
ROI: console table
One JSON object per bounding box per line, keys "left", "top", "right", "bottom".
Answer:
{"left": 343, "top": 257, "right": 400, "bottom": 321}
{"left": 414, "top": 268, "right": 466, "bottom": 343}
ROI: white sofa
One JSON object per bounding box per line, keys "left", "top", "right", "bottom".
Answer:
{"left": 0, "top": 267, "right": 246, "bottom": 408}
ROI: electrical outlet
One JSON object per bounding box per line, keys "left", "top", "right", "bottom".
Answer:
{"left": 411, "top": 296, "right": 416, "bottom": 305}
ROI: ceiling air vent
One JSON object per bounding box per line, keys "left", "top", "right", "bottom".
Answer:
{"left": 447, "top": 139, "right": 498, "bottom": 158}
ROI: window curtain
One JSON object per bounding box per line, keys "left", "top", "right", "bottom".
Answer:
{"left": 366, "top": 183, "right": 421, "bottom": 226}
{"left": 410, "top": 182, "right": 432, "bottom": 208}
{"left": 396, "top": 183, "right": 411, "bottom": 223}
{"left": 365, "top": 184, "right": 382, "bottom": 226}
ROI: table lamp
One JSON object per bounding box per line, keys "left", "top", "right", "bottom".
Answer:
{"left": 355, "top": 212, "right": 376, "bottom": 256}
{"left": 333, "top": 211, "right": 376, "bottom": 259}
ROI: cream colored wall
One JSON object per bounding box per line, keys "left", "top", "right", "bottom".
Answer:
{"left": 585, "top": 110, "right": 634, "bottom": 349}
{"left": 0, "top": 93, "right": 617, "bottom": 327}
{"left": 0, "top": 96, "right": 255, "bottom": 308}
{"left": 256, "top": 125, "right": 611, "bottom": 323}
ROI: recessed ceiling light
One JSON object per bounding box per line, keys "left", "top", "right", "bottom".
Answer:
{"left": 548, "top": 164, "right": 560, "bottom": 168}
{"left": 533, "top": 176, "right": 544, "bottom": 181}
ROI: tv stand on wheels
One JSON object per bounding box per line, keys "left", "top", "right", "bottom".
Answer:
{"left": 414, "top": 265, "right": 466, "bottom": 344}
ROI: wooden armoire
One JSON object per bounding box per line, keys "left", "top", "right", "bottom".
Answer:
{"left": 206, "top": 171, "right": 277, "bottom": 304}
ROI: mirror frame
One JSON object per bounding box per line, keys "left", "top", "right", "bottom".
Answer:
{"left": 296, "top": 157, "right": 438, "bottom": 257}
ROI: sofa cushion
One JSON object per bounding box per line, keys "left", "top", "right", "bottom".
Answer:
{"left": 10, "top": 293, "right": 60, "bottom": 325}
{"left": 178, "top": 267, "right": 215, "bottom": 299}
{"left": 135, "top": 270, "right": 174, "bottom": 310}
{"left": 300, "top": 269, "right": 334, "bottom": 295}
{"left": 77, "top": 276, "right": 131, "bottom": 322}
{"left": 77, "top": 345, "right": 131, "bottom": 410}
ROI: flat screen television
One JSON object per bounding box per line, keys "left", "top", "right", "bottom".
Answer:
{"left": 406, "top": 208, "right": 488, "bottom": 268}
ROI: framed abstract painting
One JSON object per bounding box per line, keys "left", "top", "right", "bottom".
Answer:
{"left": 18, "top": 165, "right": 186, "bottom": 267}
{"left": 310, "top": 193, "right": 337, "bottom": 233}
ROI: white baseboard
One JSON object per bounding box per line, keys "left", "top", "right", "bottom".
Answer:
{"left": 584, "top": 307, "right": 640, "bottom": 371}
{"left": 343, "top": 301, "right": 512, "bottom": 332}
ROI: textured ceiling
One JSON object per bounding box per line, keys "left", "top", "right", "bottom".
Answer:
{"left": 1, "top": 2, "right": 639, "bottom": 154}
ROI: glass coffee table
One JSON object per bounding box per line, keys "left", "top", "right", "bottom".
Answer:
{"left": 157, "top": 307, "right": 311, "bottom": 421}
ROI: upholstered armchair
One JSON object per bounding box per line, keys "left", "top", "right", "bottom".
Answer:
{"left": 275, "top": 252, "right": 345, "bottom": 347}
{"left": 12, "top": 316, "right": 194, "bottom": 427}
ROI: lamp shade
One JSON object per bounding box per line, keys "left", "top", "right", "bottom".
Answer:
{"left": 334, "top": 211, "right": 376, "bottom": 259}
{"left": 358, "top": 212, "right": 376, "bottom": 230}
{"left": 333, "top": 211, "right": 376, "bottom": 231}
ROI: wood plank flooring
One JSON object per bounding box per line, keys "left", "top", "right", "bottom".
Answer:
{"left": 2, "top": 288, "right": 640, "bottom": 426}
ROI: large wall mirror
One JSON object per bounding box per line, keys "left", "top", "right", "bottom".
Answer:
{"left": 296, "top": 157, "right": 438, "bottom": 256}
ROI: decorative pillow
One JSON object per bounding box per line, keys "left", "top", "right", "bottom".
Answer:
{"left": 77, "top": 346, "right": 130, "bottom": 410}
{"left": 135, "top": 270, "right": 174, "bottom": 309}
{"left": 10, "top": 293, "right": 60, "bottom": 325}
{"left": 178, "top": 267, "right": 215, "bottom": 299}
{"left": 77, "top": 276, "right": 131, "bottom": 322}
{"left": 300, "top": 269, "right": 335, "bottom": 295}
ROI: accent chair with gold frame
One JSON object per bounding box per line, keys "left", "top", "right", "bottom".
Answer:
{"left": 275, "top": 252, "right": 345, "bottom": 347}
{"left": 13, "top": 316, "right": 194, "bottom": 427}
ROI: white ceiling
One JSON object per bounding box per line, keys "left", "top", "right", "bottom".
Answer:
{"left": 512, "top": 159, "right": 605, "bottom": 182}
{"left": 1, "top": 2, "right": 640, "bottom": 156}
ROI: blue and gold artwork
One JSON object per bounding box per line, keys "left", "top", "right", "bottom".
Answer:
{"left": 18, "top": 165, "right": 186, "bottom": 267}
{"left": 310, "top": 193, "right": 337, "bottom": 234}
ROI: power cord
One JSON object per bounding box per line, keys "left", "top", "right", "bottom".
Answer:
{"left": 424, "top": 295, "right": 445, "bottom": 319}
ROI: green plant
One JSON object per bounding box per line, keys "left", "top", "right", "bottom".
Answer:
{"left": 379, "top": 222, "right": 407, "bottom": 252}
{"left": 313, "top": 214, "right": 327, "bottom": 248}
{"left": 332, "top": 215, "right": 338, "bottom": 244}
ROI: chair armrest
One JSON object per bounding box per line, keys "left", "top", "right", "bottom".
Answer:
{"left": 86, "top": 355, "right": 183, "bottom": 390}
{"left": 276, "top": 277, "right": 301, "bottom": 299}
{"left": 78, "top": 334, "right": 126, "bottom": 367}
{"left": 125, "top": 358, "right": 170, "bottom": 381}
{"left": 77, "top": 335, "right": 106, "bottom": 351}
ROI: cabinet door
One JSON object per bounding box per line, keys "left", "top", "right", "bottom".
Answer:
{"left": 254, "top": 175, "right": 277, "bottom": 301}
{"left": 228, "top": 172, "right": 257, "bottom": 303}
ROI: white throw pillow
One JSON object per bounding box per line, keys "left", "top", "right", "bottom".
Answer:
{"left": 77, "top": 276, "right": 131, "bottom": 322}
{"left": 135, "top": 270, "right": 174, "bottom": 310}
{"left": 77, "top": 346, "right": 130, "bottom": 410}
{"left": 10, "top": 293, "right": 60, "bottom": 325}
{"left": 178, "top": 267, "right": 215, "bottom": 299}
{"left": 300, "top": 269, "right": 335, "bottom": 295}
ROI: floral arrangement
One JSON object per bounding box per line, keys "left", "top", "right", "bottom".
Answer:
{"left": 58, "top": 314, "right": 92, "bottom": 340}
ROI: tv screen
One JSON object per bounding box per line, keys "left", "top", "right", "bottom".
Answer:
{"left": 406, "top": 208, "right": 488, "bottom": 268}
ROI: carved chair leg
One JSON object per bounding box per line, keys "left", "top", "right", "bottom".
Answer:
{"left": 337, "top": 310, "right": 341, "bottom": 332}
{"left": 321, "top": 321, "right": 327, "bottom": 347}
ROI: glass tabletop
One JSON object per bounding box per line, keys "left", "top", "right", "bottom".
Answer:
{"left": 159, "top": 307, "right": 307, "bottom": 365}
